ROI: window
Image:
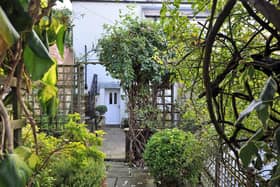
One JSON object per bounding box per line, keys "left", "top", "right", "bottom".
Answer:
{"left": 109, "top": 92, "right": 113, "bottom": 104}
{"left": 114, "top": 92, "right": 117, "bottom": 104}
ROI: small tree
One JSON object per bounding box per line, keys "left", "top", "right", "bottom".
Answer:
{"left": 98, "top": 14, "right": 168, "bottom": 162}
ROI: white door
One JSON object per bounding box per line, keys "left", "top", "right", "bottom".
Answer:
{"left": 105, "top": 89, "right": 120, "bottom": 125}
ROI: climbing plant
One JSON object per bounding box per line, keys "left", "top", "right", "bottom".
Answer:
{"left": 0, "top": 0, "right": 69, "bottom": 185}
{"left": 98, "top": 13, "right": 169, "bottom": 162}
{"left": 161, "top": 0, "right": 280, "bottom": 185}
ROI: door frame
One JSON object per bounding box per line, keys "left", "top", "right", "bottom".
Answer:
{"left": 104, "top": 88, "right": 121, "bottom": 125}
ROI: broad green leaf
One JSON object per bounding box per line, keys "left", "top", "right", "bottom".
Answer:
{"left": 235, "top": 77, "right": 277, "bottom": 126}
{"left": 23, "top": 46, "right": 53, "bottom": 81}
{"left": 0, "top": 154, "right": 32, "bottom": 187}
{"left": 259, "top": 77, "right": 277, "bottom": 101}
{"left": 56, "top": 25, "right": 66, "bottom": 58}
{"left": 248, "top": 128, "right": 264, "bottom": 142}
{"left": 239, "top": 141, "right": 258, "bottom": 168}
{"left": 46, "top": 97, "right": 59, "bottom": 118}
{"left": 26, "top": 30, "right": 52, "bottom": 59}
{"left": 275, "top": 127, "right": 280, "bottom": 154}
{"left": 38, "top": 84, "right": 57, "bottom": 104}
{"left": 256, "top": 104, "right": 269, "bottom": 127}
{"left": 42, "top": 61, "right": 57, "bottom": 85}
{"left": 0, "top": 7, "right": 19, "bottom": 51}
{"left": 0, "top": 0, "right": 32, "bottom": 32}
{"left": 235, "top": 100, "right": 262, "bottom": 125}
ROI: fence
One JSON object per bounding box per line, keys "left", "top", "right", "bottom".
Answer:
{"left": 201, "top": 147, "right": 256, "bottom": 187}
{"left": 28, "top": 64, "right": 85, "bottom": 132}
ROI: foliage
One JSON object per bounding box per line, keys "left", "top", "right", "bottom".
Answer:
{"left": 0, "top": 154, "right": 32, "bottom": 187}
{"left": 95, "top": 105, "right": 108, "bottom": 116}
{"left": 162, "top": 0, "right": 280, "bottom": 184}
{"left": 22, "top": 113, "right": 106, "bottom": 186}
{"left": 98, "top": 14, "right": 168, "bottom": 91}
{"left": 144, "top": 128, "right": 203, "bottom": 185}
{"left": 98, "top": 12, "right": 170, "bottom": 162}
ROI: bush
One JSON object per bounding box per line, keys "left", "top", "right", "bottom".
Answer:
{"left": 22, "top": 113, "right": 106, "bottom": 187}
{"left": 95, "top": 105, "right": 108, "bottom": 115}
{"left": 143, "top": 128, "right": 203, "bottom": 186}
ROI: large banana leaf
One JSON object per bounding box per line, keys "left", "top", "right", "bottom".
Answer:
{"left": 0, "top": 7, "right": 19, "bottom": 53}
{"left": 0, "top": 154, "right": 32, "bottom": 187}
{"left": 24, "top": 30, "right": 54, "bottom": 81}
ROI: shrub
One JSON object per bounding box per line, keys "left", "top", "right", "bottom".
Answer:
{"left": 95, "top": 105, "right": 107, "bottom": 115}
{"left": 143, "top": 128, "right": 203, "bottom": 186}
{"left": 22, "top": 113, "right": 106, "bottom": 187}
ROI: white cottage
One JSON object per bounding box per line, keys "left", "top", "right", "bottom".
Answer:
{"left": 72, "top": 0, "right": 206, "bottom": 125}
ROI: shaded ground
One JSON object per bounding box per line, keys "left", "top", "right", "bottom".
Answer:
{"left": 101, "top": 127, "right": 126, "bottom": 160}
{"left": 101, "top": 127, "right": 156, "bottom": 187}
{"left": 105, "top": 161, "right": 156, "bottom": 187}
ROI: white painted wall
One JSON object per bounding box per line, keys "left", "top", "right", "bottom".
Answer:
{"left": 72, "top": 1, "right": 161, "bottom": 123}
{"left": 72, "top": 1, "right": 198, "bottom": 123}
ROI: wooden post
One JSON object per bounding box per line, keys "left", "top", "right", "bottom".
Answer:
{"left": 12, "top": 86, "right": 22, "bottom": 147}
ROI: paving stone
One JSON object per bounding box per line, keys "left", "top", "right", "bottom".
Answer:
{"left": 105, "top": 177, "right": 117, "bottom": 187}
{"left": 101, "top": 127, "right": 126, "bottom": 160}
{"left": 116, "top": 177, "right": 155, "bottom": 187}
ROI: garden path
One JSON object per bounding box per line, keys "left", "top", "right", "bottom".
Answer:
{"left": 101, "top": 127, "right": 126, "bottom": 160}
{"left": 105, "top": 161, "right": 155, "bottom": 187}
{"left": 101, "top": 127, "right": 155, "bottom": 187}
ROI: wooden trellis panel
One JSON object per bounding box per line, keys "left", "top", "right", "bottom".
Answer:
{"left": 28, "top": 64, "right": 85, "bottom": 132}
{"left": 156, "top": 84, "right": 180, "bottom": 127}
{"left": 201, "top": 148, "right": 256, "bottom": 187}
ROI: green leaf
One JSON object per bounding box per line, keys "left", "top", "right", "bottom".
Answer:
{"left": 275, "top": 127, "right": 280, "bottom": 154}
{"left": 26, "top": 30, "right": 52, "bottom": 60}
{"left": 247, "top": 128, "right": 264, "bottom": 143}
{"left": 239, "top": 141, "right": 258, "bottom": 168}
{"left": 256, "top": 104, "right": 269, "bottom": 127}
{"left": 23, "top": 46, "right": 54, "bottom": 81}
{"left": 235, "top": 77, "right": 277, "bottom": 126}
{"left": 38, "top": 84, "right": 57, "bottom": 104}
{"left": 24, "top": 30, "right": 54, "bottom": 81}
{"left": 0, "top": 154, "right": 32, "bottom": 187}
{"left": 0, "top": 0, "right": 32, "bottom": 32}
{"left": 259, "top": 77, "right": 277, "bottom": 101}
{"left": 235, "top": 100, "right": 262, "bottom": 125}
{"left": 42, "top": 61, "right": 57, "bottom": 85}
{"left": 0, "top": 7, "right": 19, "bottom": 51}
{"left": 56, "top": 25, "right": 66, "bottom": 58}
{"left": 47, "top": 97, "right": 59, "bottom": 118}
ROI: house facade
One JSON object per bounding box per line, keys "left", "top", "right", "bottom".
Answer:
{"left": 72, "top": 0, "right": 206, "bottom": 125}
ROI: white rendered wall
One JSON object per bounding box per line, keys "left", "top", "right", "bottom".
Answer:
{"left": 73, "top": 2, "right": 163, "bottom": 87}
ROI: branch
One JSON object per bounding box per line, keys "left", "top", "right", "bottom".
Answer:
{"left": 203, "top": 0, "right": 237, "bottom": 154}
{"left": 0, "top": 100, "right": 12, "bottom": 153}
{"left": 240, "top": 0, "right": 280, "bottom": 41}
{"left": 16, "top": 62, "right": 38, "bottom": 154}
